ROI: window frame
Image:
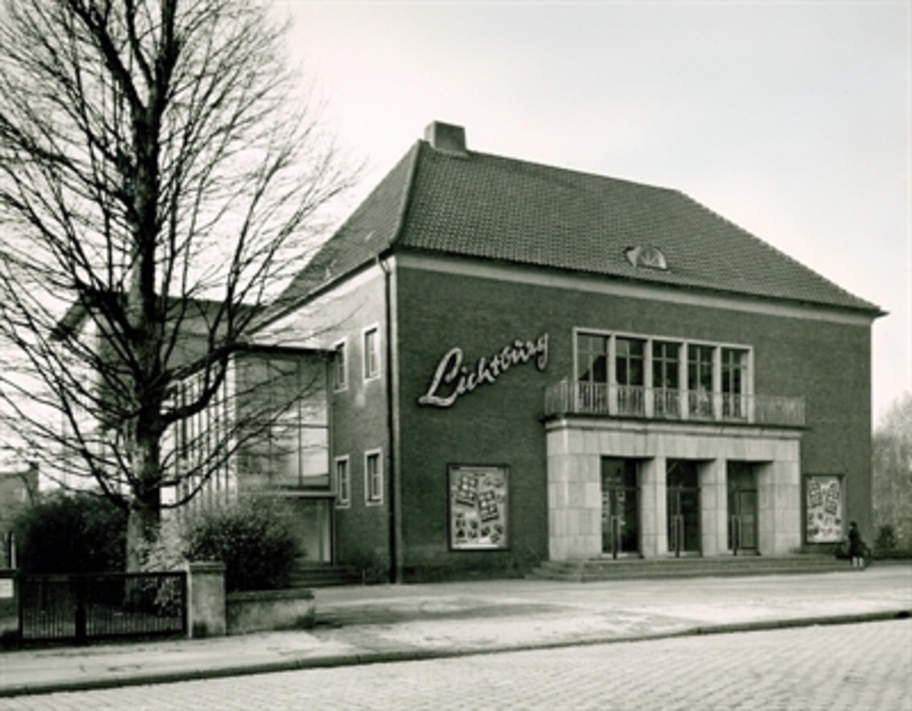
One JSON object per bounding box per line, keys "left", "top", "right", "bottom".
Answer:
{"left": 574, "top": 329, "right": 610, "bottom": 385}
{"left": 721, "top": 347, "right": 749, "bottom": 395}
{"left": 332, "top": 338, "right": 348, "bottom": 392}
{"left": 615, "top": 336, "right": 646, "bottom": 387}
{"left": 334, "top": 455, "right": 351, "bottom": 509}
{"left": 652, "top": 340, "right": 681, "bottom": 390}
{"left": 362, "top": 325, "right": 381, "bottom": 382}
{"left": 364, "top": 449, "right": 383, "bottom": 505}
{"left": 574, "top": 329, "right": 753, "bottom": 420}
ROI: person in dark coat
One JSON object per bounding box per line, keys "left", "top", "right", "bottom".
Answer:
{"left": 847, "top": 521, "right": 865, "bottom": 569}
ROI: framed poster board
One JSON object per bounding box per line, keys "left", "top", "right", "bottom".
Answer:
{"left": 806, "top": 475, "right": 844, "bottom": 543}
{"left": 449, "top": 465, "right": 509, "bottom": 550}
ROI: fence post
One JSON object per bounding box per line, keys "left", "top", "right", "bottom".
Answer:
{"left": 185, "top": 561, "right": 226, "bottom": 639}
{"left": 74, "top": 576, "right": 87, "bottom": 645}
{"left": 0, "top": 569, "right": 17, "bottom": 648}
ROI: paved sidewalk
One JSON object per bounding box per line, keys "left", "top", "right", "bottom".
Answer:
{"left": 0, "top": 565, "right": 909, "bottom": 698}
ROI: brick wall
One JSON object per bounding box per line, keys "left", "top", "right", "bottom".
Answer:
{"left": 393, "top": 262, "right": 873, "bottom": 578}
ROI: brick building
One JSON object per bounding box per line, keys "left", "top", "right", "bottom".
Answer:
{"left": 204, "top": 121, "right": 882, "bottom": 582}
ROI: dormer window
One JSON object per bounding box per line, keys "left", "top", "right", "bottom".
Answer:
{"left": 625, "top": 245, "right": 667, "bottom": 270}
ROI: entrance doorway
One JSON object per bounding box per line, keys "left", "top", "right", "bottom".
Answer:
{"left": 727, "top": 462, "right": 758, "bottom": 554}
{"left": 601, "top": 458, "right": 640, "bottom": 558}
{"left": 286, "top": 497, "right": 333, "bottom": 563}
{"left": 667, "top": 460, "right": 701, "bottom": 556}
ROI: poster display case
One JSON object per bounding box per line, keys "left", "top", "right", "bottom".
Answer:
{"left": 806, "top": 475, "right": 843, "bottom": 543}
{"left": 449, "top": 465, "right": 509, "bottom": 550}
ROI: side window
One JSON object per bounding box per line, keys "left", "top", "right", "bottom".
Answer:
{"left": 332, "top": 340, "right": 347, "bottom": 391}
{"left": 335, "top": 456, "right": 350, "bottom": 509}
{"left": 363, "top": 327, "right": 380, "bottom": 381}
{"left": 365, "top": 450, "right": 383, "bottom": 505}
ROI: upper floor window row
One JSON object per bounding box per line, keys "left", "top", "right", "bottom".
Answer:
{"left": 577, "top": 332, "right": 749, "bottom": 390}
{"left": 575, "top": 331, "right": 751, "bottom": 420}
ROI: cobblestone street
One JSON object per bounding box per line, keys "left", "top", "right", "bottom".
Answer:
{"left": 3, "top": 620, "right": 908, "bottom": 710}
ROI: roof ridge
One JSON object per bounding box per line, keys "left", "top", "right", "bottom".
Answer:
{"left": 466, "top": 145, "right": 681, "bottom": 194}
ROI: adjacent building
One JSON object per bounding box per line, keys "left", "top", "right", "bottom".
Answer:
{"left": 0, "top": 463, "right": 37, "bottom": 567}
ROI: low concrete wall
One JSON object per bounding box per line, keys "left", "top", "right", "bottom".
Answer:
{"left": 186, "top": 561, "right": 226, "bottom": 639}
{"left": 226, "top": 588, "right": 315, "bottom": 635}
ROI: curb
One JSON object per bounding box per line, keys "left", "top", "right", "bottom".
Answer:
{"left": 0, "top": 610, "right": 908, "bottom": 698}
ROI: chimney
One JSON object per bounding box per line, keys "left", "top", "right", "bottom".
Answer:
{"left": 424, "top": 121, "right": 467, "bottom": 156}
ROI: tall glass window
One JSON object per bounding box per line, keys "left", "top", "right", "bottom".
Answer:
{"left": 615, "top": 338, "right": 645, "bottom": 386}
{"left": 236, "top": 354, "right": 330, "bottom": 491}
{"left": 576, "top": 333, "right": 610, "bottom": 412}
{"left": 722, "top": 348, "right": 749, "bottom": 419}
{"left": 576, "top": 333, "right": 609, "bottom": 384}
{"left": 652, "top": 341, "right": 680, "bottom": 389}
{"left": 615, "top": 338, "right": 645, "bottom": 415}
{"left": 652, "top": 341, "right": 680, "bottom": 418}
{"left": 688, "top": 344, "right": 714, "bottom": 418}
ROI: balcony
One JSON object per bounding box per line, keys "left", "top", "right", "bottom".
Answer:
{"left": 544, "top": 379, "right": 805, "bottom": 428}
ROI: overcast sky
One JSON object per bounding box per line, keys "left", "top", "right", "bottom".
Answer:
{"left": 278, "top": 1, "right": 909, "bottom": 425}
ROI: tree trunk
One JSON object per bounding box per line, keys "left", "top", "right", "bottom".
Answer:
{"left": 125, "top": 435, "right": 163, "bottom": 572}
{"left": 126, "top": 496, "right": 161, "bottom": 572}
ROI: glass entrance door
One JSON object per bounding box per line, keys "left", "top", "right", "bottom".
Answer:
{"left": 727, "top": 462, "right": 758, "bottom": 554}
{"left": 667, "top": 460, "right": 701, "bottom": 556}
{"left": 730, "top": 490, "right": 758, "bottom": 552}
{"left": 601, "top": 458, "right": 640, "bottom": 558}
{"left": 286, "top": 497, "right": 333, "bottom": 563}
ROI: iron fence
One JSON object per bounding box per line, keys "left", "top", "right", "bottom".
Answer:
{"left": 18, "top": 571, "right": 186, "bottom": 645}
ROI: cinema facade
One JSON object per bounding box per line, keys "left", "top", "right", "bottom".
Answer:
{"left": 184, "top": 122, "right": 882, "bottom": 582}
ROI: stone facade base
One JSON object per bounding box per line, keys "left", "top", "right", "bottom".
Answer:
{"left": 546, "top": 418, "right": 803, "bottom": 561}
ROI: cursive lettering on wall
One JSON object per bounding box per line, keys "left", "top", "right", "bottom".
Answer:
{"left": 418, "top": 334, "right": 549, "bottom": 408}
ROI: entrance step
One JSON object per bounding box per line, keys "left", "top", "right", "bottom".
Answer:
{"left": 526, "top": 554, "right": 850, "bottom": 582}
{"left": 287, "top": 561, "right": 363, "bottom": 588}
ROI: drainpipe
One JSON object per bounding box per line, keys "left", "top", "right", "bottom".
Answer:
{"left": 377, "top": 256, "right": 399, "bottom": 583}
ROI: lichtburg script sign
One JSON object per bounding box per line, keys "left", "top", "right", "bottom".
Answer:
{"left": 418, "top": 333, "right": 549, "bottom": 408}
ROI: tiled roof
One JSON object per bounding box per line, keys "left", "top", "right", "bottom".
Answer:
{"left": 266, "top": 138, "right": 881, "bottom": 322}
{"left": 266, "top": 144, "right": 419, "bottom": 314}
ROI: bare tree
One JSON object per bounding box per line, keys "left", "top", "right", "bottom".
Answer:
{"left": 873, "top": 393, "right": 912, "bottom": 550}
{"left": 0, "top": 0, "right": 351, "bottom": 569}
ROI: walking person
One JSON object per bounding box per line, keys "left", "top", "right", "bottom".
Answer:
{"left": 847, "top": 521, "right": 865, "bottom": 569}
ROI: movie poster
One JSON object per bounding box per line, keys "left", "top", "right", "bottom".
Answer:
{"left": 806, "top": 476, "right": 843, "bottom": 543}
{"left": 449, "top": 465, "right": 509, "bottom": 550}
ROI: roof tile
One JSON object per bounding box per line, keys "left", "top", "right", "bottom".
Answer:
{"left": 266, "top": 138, "right": 880, "bottom": 322}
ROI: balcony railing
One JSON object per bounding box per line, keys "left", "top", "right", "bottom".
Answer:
{"left": 544, "top": 379, "right": 805, "bottom": 427}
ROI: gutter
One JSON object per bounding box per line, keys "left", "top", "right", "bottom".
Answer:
{"left": 377, "top": 254, "right": 400, "bottom": 583}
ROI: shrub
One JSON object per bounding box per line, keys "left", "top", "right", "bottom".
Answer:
{"left": 12, "top": 491, "right": 127, "bottom": 573}
{"left": 181, "top": 497, "right": 299, "bottom": 592}
{"left": 874, "top": 524, "right": 900, "bottom": 559}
